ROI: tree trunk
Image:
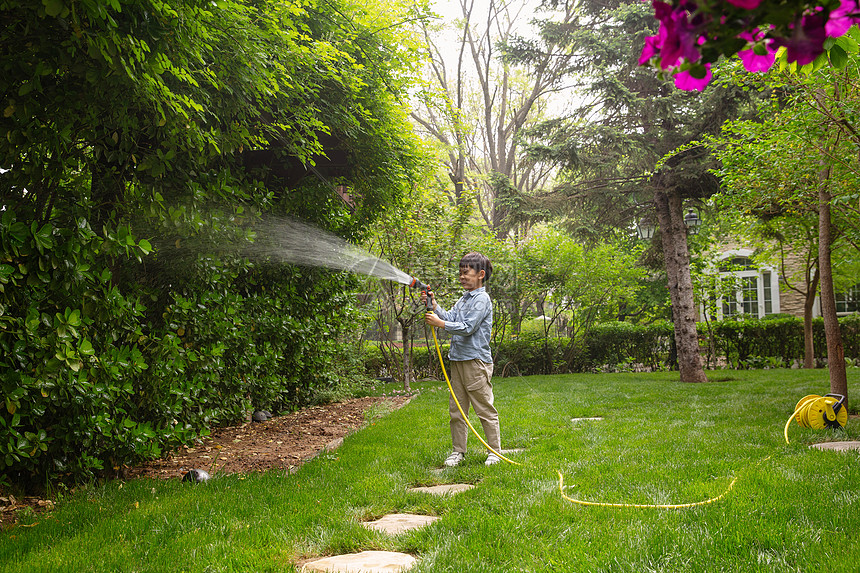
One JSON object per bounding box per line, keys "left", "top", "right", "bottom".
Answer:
{"left": 654, "top": 189, "right": 707, "bottom": 383}
{"left": 802, "top": 268, "right": 819, "bottom": 369}
{"left": 817, "top": 169, "right": 848, "bottom": 399}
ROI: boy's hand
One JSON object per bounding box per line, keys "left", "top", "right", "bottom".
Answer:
{"left": 424, "top": 312, "right": 445, "bottom": 328}
{"left": 420, "top": 289, "right": 437, "bottom": 310}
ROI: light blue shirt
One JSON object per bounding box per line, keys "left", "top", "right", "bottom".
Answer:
{"left": 434, "top": 286, "right": 493, "bottom": 363}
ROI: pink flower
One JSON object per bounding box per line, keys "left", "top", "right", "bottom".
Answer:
{"left": 738, "top": 45, "right": 776, "bottom": 72}
{"left": 825, "top": 0, "right": 860, "bottom": 37}
{"left": 639, "top": 33, "right": 663, "bottom": 65}
{"left": 651, "top": 1, "right": 704, "bottom": 69}
{"left": 726, "top": 0, "right": 762, "bottom": 8}
{"left": 774, "top": 13, "right": 828, "bottom": 65}
{"left": 674, "top": 64, "right": 712, "bottom": 91}
{"left": 737, "top": 30, "right": 776, "bottom": 72}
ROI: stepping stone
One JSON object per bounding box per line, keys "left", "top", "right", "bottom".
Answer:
{"left": 408, "top": 483, "right": 474, "bottom": 496}
{"left": 810, "top": 441, "right": 860, "bottom": 452}
{"left": 362, "top": 513, "right": 439, "bottom": 535}
{"left": 571, "top": 417, "right": 603, "bottom": 422}
{"left": 302, "top": 551, "right": 416, "bottom": 572}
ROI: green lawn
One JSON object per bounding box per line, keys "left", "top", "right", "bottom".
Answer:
{"left": 2, "top": 369, "right": 859, "bottom": 572}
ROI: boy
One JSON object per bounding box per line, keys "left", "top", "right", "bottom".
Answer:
{"left": 423, "top": 252, "right": 501, "bottom": 466}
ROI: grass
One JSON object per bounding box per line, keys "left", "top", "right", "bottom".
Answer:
{"left": 2, "top": 368, "right": 859, "bottom": 572}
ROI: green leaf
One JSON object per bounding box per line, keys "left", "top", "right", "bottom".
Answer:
{"left": 138, "top": 238, "right": 152, "bottom": 254}
{"left": 42, "top": 0, "right": 64, "bottom": 17}
{"left": 79, "top": 339, "right": 95, "bottom": 356}
{"left": 829, "top": 45, "right": 848, "bottom": 69}
{"left": 33, "top": 222, "right": 54, "bottom": 251}
{"left": 835, "top": 34, "right": 859, "bottom": 54}
{"left": 811, "top": 51, "right": 829, "bottom": 72}
{"left": 9, "top": 222, "right": 28, "bottom": 244}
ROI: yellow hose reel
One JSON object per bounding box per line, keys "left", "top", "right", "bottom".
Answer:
{"left": 784, "top": 393, "right": 848, "bottom": 443}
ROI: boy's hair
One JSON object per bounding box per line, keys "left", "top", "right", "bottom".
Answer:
{"left": 460, "top": 252, "right": 493, "bottom": 283}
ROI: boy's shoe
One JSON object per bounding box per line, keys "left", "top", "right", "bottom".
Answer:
{"left": 443, "top": 452, "right": 465, "bottom": 467}
{"left": 485, "top": 453, "right": 501, "bottom": 466}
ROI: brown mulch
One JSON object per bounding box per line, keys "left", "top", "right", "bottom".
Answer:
{"left": 0, "top": 395, "right": 412, "bottom": 529}
{"left": 125, "top": 395, "right": 412, "bottom": 479}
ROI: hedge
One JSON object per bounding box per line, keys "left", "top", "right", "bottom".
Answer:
{"left": 713, "top": 314, "right": 860, "bottom": 368}
{"left": 362, "top": 315, "right": 860, "bottom": 379}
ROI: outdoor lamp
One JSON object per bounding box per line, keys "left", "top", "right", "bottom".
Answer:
{"left": 635, "top": 218, "right": 656, "bottom": 240}
{"left": 684, "top": 208, "right": 701, "bottom": 235}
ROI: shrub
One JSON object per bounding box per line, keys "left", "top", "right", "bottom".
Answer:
{"left": 583, "top": 321, "right": 674, "bottom": 371}
{"left": 494, "top": 335, "right": 572, "bottom": 376}
{"left": 711, "top": 316, "right": 804, "bottom": 368}
{"left": 0, "top": 209, "right": 370, "bottom": 483}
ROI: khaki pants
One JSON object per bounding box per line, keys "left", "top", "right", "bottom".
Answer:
{"left": 449, "top": 359, "right": 500, "bottom": 453}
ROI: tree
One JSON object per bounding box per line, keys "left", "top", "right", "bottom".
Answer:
{"left": 712, "top": 57, "right": 860, "bottom": 398}
{"left": 504, "top": 0, "right": 761, "bottom": 381}
{"left": 410, "top": 0, "right": 578, "bottom": 236}
{"left": 363, "top": 183, "right": 473, "bottom": 390}
{"left": 714, "top": 112, "right": 824, "bottom": 368}
{"left": 524, "top": 229, "right": 646, "bottom": 371}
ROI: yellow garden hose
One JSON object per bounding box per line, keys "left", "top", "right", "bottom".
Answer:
{"left": 785, "top": 396, "right": 818, "bottom": 444}
{"left": 557, "top": 471, "right": 740, "bottom": 509}
{"left": 430, "top": 327, "right": 521, "bottom": 466}
{"left": 426, "top": 319, "right": 840, "bottom": 510}
{"left": 429, "top": 324, "right": 736, "bottom": 504}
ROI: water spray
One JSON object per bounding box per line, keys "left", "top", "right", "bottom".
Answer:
{"left": 243, "top": 217, "right": 516, "bottom": 464}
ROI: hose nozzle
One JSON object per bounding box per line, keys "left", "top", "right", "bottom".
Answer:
{"left": 408, "top": 276, "right": 428, "bottom": 291}
{"left": 408, "top": 277, "right": 433, "bottom": 310}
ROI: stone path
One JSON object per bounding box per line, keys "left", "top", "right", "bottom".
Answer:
{"left": 408, "top": 483, "right": 474, "bottom": 496}
{"left": 362, "top": 514, "right": 440, "bottom": 535}
{"left": 302, "top": 476, "right": 479, "bottom": 572}
{"left": 809, "top": 440, "right": 860, "bottom": 452}
{"left": 301, "top": 551, "right": 417, "bottom": 572}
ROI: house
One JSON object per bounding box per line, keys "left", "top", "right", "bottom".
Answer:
{"left": 704, "top": 246, "right": 859, "bottom": 321}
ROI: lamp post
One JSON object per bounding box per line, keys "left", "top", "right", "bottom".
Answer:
{"left": 684, "top": 208, "right": 701, "bottom": 235}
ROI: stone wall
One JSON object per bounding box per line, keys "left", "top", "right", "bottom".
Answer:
{"left": 775, "top": 248, "right": 818, "bottom": 318}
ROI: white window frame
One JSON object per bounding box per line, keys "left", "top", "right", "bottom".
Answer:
{"left": 713, "top": 249, "right": 780, "bottom": 320}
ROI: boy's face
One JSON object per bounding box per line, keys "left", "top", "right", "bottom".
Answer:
{"left": 459, "top": 266, "right": 484, "bottom": 291}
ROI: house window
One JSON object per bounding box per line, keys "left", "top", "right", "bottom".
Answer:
{"left": 714, "top": 252, "right": 780, "bottom": 320}
{"left": 835, "top": 284, "right": 859, "bottom": 314}
{"left": 763, "top": 271, "right": 773, "bottom": 314}
{"left": 722, "top": 275, "right": 759, "bottom": 318}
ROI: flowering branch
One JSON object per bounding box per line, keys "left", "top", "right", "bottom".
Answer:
{"left": 639, "top": 0, "right": 860, "bottom": 90}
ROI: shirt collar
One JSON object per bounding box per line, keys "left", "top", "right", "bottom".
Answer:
{"left": 463, "top": 286, "right": 486, "bottom": 297}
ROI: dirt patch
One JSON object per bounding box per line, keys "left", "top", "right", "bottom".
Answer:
{"left": 1, "top": 395, "right": 412, "bottom": 528}
{"left": 127, "top": 396, "right": 412, "bottom": 479}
